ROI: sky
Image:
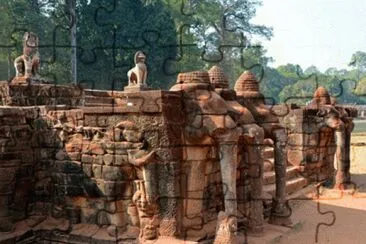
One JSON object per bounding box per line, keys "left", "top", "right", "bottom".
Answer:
{"left": 251, "top": 0, "right": 366, "bottom": 72}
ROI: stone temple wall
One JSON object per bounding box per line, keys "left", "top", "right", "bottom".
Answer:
{"left": 0, "top": 83, "right": 187, "bottom": 242}
{"left": 0, "top": 107, "right": 40, "bottom": 226}
{"left": 0, "top": 81, "right": 356, "bottom": 243}
{"left": 279, "top": 104, "right": 357, "bottom": 183}
{"left": 280, "top": 106, "right": 336, "bottom": 181}
{"left": 0, "top": 82, "right": 256, "bottom": 243}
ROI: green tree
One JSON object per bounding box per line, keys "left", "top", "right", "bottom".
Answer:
{"left": 0, "top": 0, "right": 52, "bottom": 80}
{"left": 74, "top": 0, "right": 178, "bottom": 89}
{"left": 277, "top": 63, "right": 303, "bottom": 80}
{"left": 355, "top": 77, "right": 366, "bottom": 96}
{"left": 349, "top": 51, "right": 366, "bottom": 73}
{"left": 259, "top": 67, "right": 296, "bottom": 103}
{"left": 304, "top": 65, "right": 320, "bottom": 75}
{"left": 160, "top": 0, "right": 272, "bottom": 82}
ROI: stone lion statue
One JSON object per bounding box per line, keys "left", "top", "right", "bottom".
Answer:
{"left": 13, "top": 32, "right": 40, "bottom": 81}
{"left": 127, "top": 51, "right": 147, "bottom": 86}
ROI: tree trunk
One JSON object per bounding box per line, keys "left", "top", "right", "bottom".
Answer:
{"left": 7, "top": 48, "right": 11, "bottom": 79}
{"left": 69, "top": 0, "right": 77, "bottom": 84}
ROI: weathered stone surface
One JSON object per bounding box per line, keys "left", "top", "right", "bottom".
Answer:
{"left": 156, "top": 148, "right": 183, "bottom": 161}
{"left": 107, "top": 212, "right": 126, "bottom": 227}
{"left": 102, "top": 154, "right": 129, "bottom": 167}
{"left": 94, "top": 155, "right": 103, "bottom": 165}
{"left": 80, "top": 208, "right": 97, "bottom": 224}
{"left": 114, "top": 155, "right": 128, "bottom": 165}
{"left": 67, "top": 152, "right": 82, "bottom": 161}
{"left": 82, "top": 142, "right": 105, "bottom": 155}
{"left": 122, "top": 129, "right": 142, "bottom": 143}
{"left": 105, "top": 142, "right": 134, "bottom": 154}
{"left": 287, "top": 133, "right": 303, "bottom": 147}
{"left": 82, "top": 164, "right": 92, "bottom": 178}
{"left": 287, "top": 149, "right": 304, "bottom": 166}
{"left": 81, "top": 154, "right": 94, "bottom": 164}
{"left": 183, "top": 146, "right": 211, "bottom": 161}
{"left": 0, "top": 73, "right": 355, "bottom": 243}
{"left": 92, "top": 164, "right": 102, "bottom": 178}
{"left": 65, "top": 142, "right": 82, "bottom": 153}
{"left": 102, "top": 166, "right": 124, "bottom": 181}
{"left": 55, "top": 160, "right": 82, "bottom": 173}
{"left": 103, "top": 154, "right": 114, "bottom": 166}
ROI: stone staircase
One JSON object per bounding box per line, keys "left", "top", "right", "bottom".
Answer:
{"left": 261, "top": 145, "right": 308, "bottom": 218}
{"left": 262, "top": 146, "right": 308, "bottom": 197}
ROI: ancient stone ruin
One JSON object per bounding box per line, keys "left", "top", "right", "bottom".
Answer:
{"left": 12, "top": 32, "right": 41, "bottom": 85}
{"left": 0, "top": 45, "right": 357, "bottom": 243}
{"left": 283, "top": 86, "right": 357, "bottom": 188}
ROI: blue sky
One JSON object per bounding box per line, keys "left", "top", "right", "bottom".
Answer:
{"left": 251, "top": 0, "right": 366, "bottom": 72}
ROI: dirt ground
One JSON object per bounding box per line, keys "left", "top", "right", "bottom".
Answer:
{"left": 271, "top": 133, "right": 366, "bottom": 244}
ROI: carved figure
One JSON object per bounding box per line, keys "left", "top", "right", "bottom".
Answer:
{"left": 213, "top": 212, "right": 237, "bottom": 244}
{"left": 115, "top": 121, "right": 160, "bottom": 241}
{"left": 307, "top": 87, "right": 355, "bottom": 188}
{"left": 234, "top": 70, "right": 291, "bottom": 226}
{"left": 127, "top": 51, "right": 147, "bottom": 86}
{"left": 171, "top": 71, "right": 242, "bottom": 238}
{"left": 13, "top": 32, "right": 40, "bottom": 83}
{"left": 208, "top": 66, "right": 265, "bottom": 233}
{"left": 309, "top": 86, "right": 331, "bottom": 107}
{"left": 132, "top": 180, "right": 160, "bottom": 242}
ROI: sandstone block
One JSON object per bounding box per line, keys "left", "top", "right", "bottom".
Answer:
{"left": 108, "top": 212, "right": 126, "bottom": 227}
{"left": 96, "top": 180, "right": 132, "bottom": 198}
{"left": 80, "top": 208, "right": 97, "bottom": 224}
{"left": 156, "top": 148, "right": 183, "bottom": 161}
{"left": 92, "top": 164, "right": 102, "bottom": 178}
{"left": 105, "top": 142, "right": 133, "bottom": 154}
{"left": 82, "top": 142, "right": 105, "bottom": 155}
{"left": 94, "top": 155, "right": 103, "bottom": 165}
{"left": 81, "top": 154, "right": 94, "bottom": 164}
{"left": 304, "top": 133, "right": 319, "bottom": 147}
{"left": 287, "top": 133, "right": 303, "bottom": 147}
{"left": 102, "top": 166, "right": 124, "bottom": 181}
{"left": 67, "top": 152, "right": 81, "bottom": 161}
{"left": 114, "top": 155, "right": 128, "bottom": 166}
{"left": 122, "top": 129, "right": 142, "bottom": 143}
{"left": 65, "top": 142, "right": 82, "bottom": 153}
{"left": 103, "top": 154, "right": 114, "bottom": 165}
{"left": 55, "top": 160, "right": 82, "bottom": 174}
{"left": 82, "top": 164, "right": 92, "bottom": 178}
{"left": 183, "top": 146, "right": 210, "bottom": 161}
{"left": 116, "top": 181, "right": 133, "bottom": 199}
{"left": 287, "top": 149, "right": 304, "bottom": 166}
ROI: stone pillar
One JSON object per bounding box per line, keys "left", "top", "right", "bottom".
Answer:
{"left": 143, "top": 163, "right": 158, "bottom": 203}
{"left": 242, "top": 124, "right": 264, "bottom": 232}
{"left": 183, "top": 159, "right": 206, "bottom": 227}
{"left": 343, "top": 121, "right": 354, "bottom": 181}
{"left": 213, "top": 131, "right": 240, "bottom": 243}
{"left": 218, "top": 142, "right": 238, "bottom": 216}
{"left": 269, "top": 128, "right": 292, "bottom": 225}
{"left": 334, "top": 123, "right": 347, "bottom": 188}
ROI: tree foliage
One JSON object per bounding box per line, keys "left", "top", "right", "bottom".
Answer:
{"left": 0, "top": 0, "right": 365, "bottom": 105}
